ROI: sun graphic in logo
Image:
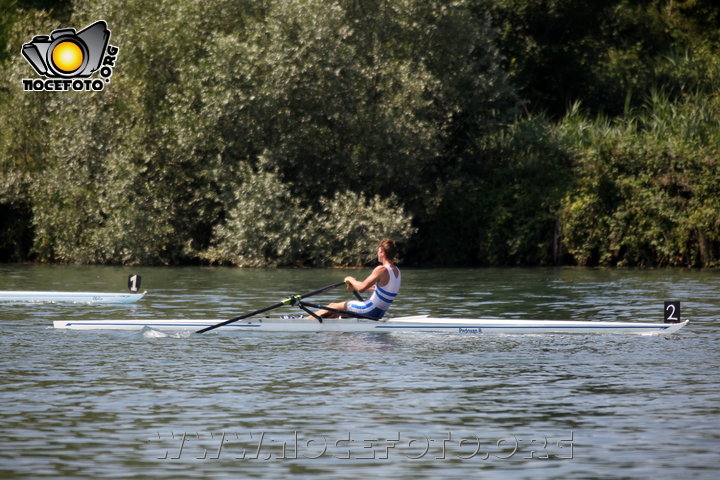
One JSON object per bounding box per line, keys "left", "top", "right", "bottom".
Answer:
{"left": 51, "top": 41, "right": 84, "bottom": 73}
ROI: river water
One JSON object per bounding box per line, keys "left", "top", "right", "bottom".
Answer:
{"left": 1, "top": 265, "right": 718, "bottom": 479}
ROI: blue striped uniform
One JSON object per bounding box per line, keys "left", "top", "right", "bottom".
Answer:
{"left": 346, "top": 264, "right": 401, "bottom": 319}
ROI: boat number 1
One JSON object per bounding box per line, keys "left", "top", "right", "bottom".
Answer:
{"left": 664, "top": 301, "right": 680, "bottom": 323}
{"left": 128, "top": 274, "right": 142, "bottom": 293}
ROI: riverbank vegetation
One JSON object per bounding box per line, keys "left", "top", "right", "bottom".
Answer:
{"left": 1, "top": 0, "right": 718, "bottom": 267}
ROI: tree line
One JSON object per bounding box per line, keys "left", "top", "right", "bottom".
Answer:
{"left": 1, "top": 0, "right": 718, "bottom": 267}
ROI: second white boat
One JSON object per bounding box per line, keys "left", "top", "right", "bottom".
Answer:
{"left": 2, "top": 275, "right": 146, "bottom": 304}
{"left": 1, "top": 290, "right": 147, "bottom": 304}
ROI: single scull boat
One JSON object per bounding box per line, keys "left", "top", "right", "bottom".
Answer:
{"left": 2, "top": 290, "right": 147, "bottom": 304}
{"left": 52, "top": 315, "right": 687, "bottom": 335}
{"left": 50, "top": 284, "right": 688, "bottom": 335}
{"left": 2, "top": 274, "right": 145, "bottom": 304}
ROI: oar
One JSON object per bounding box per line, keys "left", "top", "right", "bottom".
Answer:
{"left": 195, "top": 282, "right": 345, "bottom": 334}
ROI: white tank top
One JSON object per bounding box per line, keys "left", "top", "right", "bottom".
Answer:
{"left": 367, "top": 264, "right": 401, "bottom": 312}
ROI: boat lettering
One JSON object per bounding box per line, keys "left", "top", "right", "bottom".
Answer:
{"left": 458, "top": 327, "right": 482, "bottom": 334}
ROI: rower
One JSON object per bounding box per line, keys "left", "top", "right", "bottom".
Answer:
{"left": 314, "top": 239, "right": 401, "bottom": 319}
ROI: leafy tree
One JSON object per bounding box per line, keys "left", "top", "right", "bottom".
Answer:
{"left": 1, "top": 0, "right": 717, "bottom": 267}
{"left": 485, "top": 0, "right": 720, "bottom": 117}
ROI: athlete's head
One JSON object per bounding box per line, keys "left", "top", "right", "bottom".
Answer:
{"left": 378, "top": 239, "right": 397, "bottom": 262}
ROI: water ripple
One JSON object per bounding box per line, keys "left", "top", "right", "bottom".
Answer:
{"left": 1, "top": 266, "right": 718, "bottom": 479}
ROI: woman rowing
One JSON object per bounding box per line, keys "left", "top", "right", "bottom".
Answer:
{"left": 315, "top": 239, "right": 401, "bottom": 319}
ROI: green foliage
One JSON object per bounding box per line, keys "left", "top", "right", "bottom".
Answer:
{"left": 200, "top": 163, "right": 309, "bottom": 267}
{"left": 486, "top": 0, "right": 720, "bottom": 117}
{"left": 0, "top": 1, "right": 17, "bottom": 64}
{"left": 1, "top": 0, "right": 719, "bottom": 267}
{"left": 2, "top": 1, "right": 241, "bottom": 264}
{"left": 202, "top": 162, "right": 415, "bottom": 267}
{"left": 479, "top": 116, "right": 572, "bottom": 265}
{"left": 413, "top": 114, "right": 571, "bottom": 265}
{"left": 306, "top": 190, "right": 416, "bottom": 266}
{"left": 0, "top": 0, "right": 518, "bottom": 265}
{"left": 559, "top": 91, "right": 720, "bottom": 267}
{"left": 234, "top": 0, "right": 520, "bottom": 202}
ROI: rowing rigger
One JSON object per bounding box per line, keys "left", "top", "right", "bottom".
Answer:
{"left": 51, "top": 315, "right": 687, "bottom": 335}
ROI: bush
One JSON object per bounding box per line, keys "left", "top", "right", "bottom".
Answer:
{"left": 558, "top": 92, "right": 720, "bottom": 267}
{"left": 306, "top": 191, "right": 416, "bottom": 266}
{"left": 202, "top": 163, "right": 415, "bottom": 267}
{"left": 200, "top": 164, "right": 308, "bottom": 267}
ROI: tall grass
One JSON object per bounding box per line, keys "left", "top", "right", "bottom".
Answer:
{"left": 558, "top": 90, "right": 720, "bottom": 267}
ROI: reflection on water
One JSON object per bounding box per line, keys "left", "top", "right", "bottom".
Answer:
{"left": 0, "top": 265, "right": 718, "bottom": 479}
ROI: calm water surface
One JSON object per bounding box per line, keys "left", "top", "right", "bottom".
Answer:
{"left": 1, "top": 265, "right": 718, "bottom": 479}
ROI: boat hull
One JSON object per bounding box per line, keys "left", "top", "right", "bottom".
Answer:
{"left": 1, "top": 291, "right": 146, "bottom": 304}
{"left": 52, "top": 315, "right": 687, "bottom": 335}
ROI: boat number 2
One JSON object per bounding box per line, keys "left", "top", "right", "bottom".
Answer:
{"left": 664, "top": 301, "right": 680, "bottom": 323}
{"left": 128, "top": 274, "right": 142, "bottom": 293}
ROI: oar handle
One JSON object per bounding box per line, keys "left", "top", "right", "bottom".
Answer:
{"left": 345, "top": 280, "right": 364, "bottom": 302}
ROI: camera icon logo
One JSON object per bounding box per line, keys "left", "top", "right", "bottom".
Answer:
{"left": 22, "top": 20, "right": 110, "bottom": 78}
